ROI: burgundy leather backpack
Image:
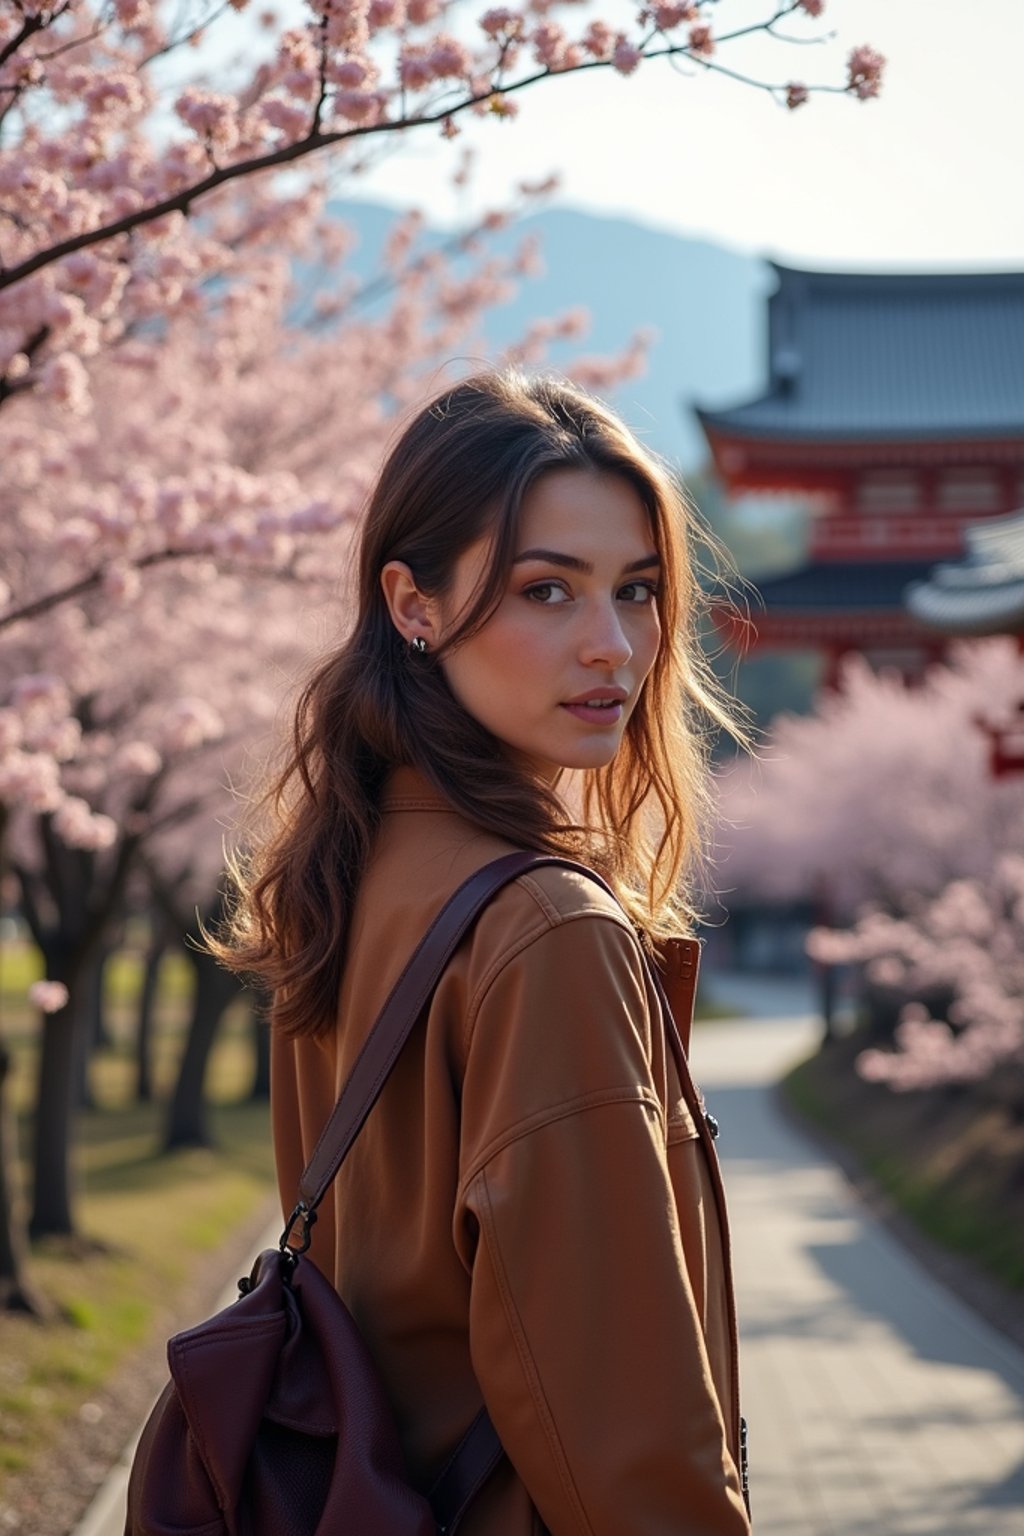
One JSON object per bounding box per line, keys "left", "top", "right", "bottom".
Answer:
{"left": 125, "top": 852, "right": 585, "bottom": 1536}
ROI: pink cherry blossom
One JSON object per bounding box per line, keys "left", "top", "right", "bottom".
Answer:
{"left": 334, "top": 88, "right": 383, "bottom": 124}
{"left": 24, "top": 717, "right": 82, "bottom": 761}
{"left": 39, "top": 353, "right": 91, "bottom": 414}
{"left": 480, "top": 8, "right": 522, "bottom": 38}
{"left": 112, "top": 741, "right": 163, "bottom": 777}
{"left": 532, "top": 22, "right": 569, "bottom": 69}
{"left": 28, "top": 980, "right": 70, "bottom": 1014}
{"left": 330, "top": 56, "right": 376, "bottom": 89}
{"left": 786, "top": 83, "right": 809, "bottom": 110}
{"left": 83, "top": 71, "right": 152, "bottom": 119}
{"left": 406, "top": 0, "right": 442, "bottom": 23}
{"left": 648, "top": 3, "right": 697, "bottom": 30}
{"left": 260, "top": 97, "right": 312, "bottom": 139}
{"left": 581, "top": 21, "right": 615, "bottom": 59}
{"left": 11, "top": 675, "right": 71, "bottom": 715}
{"left": 368, "top": 0, "right": 406, "bottom": 27}
{"left": 52, "top": 796, "right": 118, "bottom": 850}
{"left": 115, "top": 0, "right": 153, "bottom": 26}
{"left": 175, "top": 89, "right": 242, "bottom": 153}
{"left": 398, "top": 47, "right": 437, "bottom": 90}
{"left": 321, "top": 0, "right": 371, "bottom": 52}
{"left": 0, "top": 751, "right": 63, "bottom": 811}
{"left": 0, "top": 710, "right": 21, "bottom": 754}
{"left": 428, "top": 35, "right": 473, "bottom": 79}
{"left": 102, "top": 561, "right": 143, "bottom": 602}
{"left": 688, "top": 23, "right": 714, "bottom": 57}
{"left": 847, "top": 44, "right": 885, "bottom": 100}
{"left": 612, "top": 36, "right": 642, "bottom": 75}
{"left": 160, "top": 699, "right": 226, "bottom": 753}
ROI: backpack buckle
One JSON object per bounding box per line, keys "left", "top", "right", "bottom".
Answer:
{"left": 280, "top": 1201, "right": 317, "bottom": 1256}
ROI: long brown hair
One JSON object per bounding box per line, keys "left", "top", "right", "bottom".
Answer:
{"left": 215, "top": 370, "right": 743, "bottom": 1036}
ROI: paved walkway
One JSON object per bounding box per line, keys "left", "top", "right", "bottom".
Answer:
{"left": 693, "top": 979, "right": 1024, "bottom": 1535}
{"left": 74, "top": 980, "right": 1024, "bottom": 1535}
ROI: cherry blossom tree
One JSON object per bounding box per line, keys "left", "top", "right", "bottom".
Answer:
{"left": 718, "top": 640, "right": 1024, "bottom": 1090}
{"left": 717, "top": 644, "right": 1022, "bottom": 914}
{"left": 0, "top": 0, "right": 881, "bottom": 406}
{"left": 808, "top": 857, "right": 1024, "bottom": 1098}
{"left": 0, "top": 194, "right": 654, "bottom": 1257}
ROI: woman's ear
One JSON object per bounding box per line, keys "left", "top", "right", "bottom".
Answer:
{"left": 379, "top": 561, "right": 439, "bottom": 650}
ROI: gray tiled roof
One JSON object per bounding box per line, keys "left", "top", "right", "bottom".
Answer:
{"left": 753, "top": 560, "right": 935, "bottom": 611}
{"left": 905, "top": 508, "right": 1024, "bottom": 633}
{"left": 697, "top": 266, "right": 1024, "bottom": 442}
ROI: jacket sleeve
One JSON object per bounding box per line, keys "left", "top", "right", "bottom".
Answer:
{"left": 454, "top": 912, "right": 750, "bottom": 1536}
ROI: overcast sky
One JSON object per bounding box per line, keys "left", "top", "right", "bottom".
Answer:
{"left": 343, "top": 0, "right": 1023, "bottom": 270}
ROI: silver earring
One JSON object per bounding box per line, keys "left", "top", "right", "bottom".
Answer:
{"left": 409, "top": 636, "right": 428, "bottom": 655}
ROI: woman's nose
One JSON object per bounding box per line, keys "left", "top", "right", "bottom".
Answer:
{"left": 578, "top": 603, "right": 632, "bottom": 669}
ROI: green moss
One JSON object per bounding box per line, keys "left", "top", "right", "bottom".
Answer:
{"left": 781, "top": 1049, "right": 1024, "bottom": 1295}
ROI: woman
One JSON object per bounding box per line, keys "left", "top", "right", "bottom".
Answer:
{"left": 221, "top": 372, "right": 751, "bottom": 1534}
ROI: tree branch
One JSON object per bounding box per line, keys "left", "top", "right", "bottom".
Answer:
{"left": 0, "top": 13, "right": 847, "bottom": 294}
{"left": 0, "top": 537, "right": 336, "bottom": 632}
{"left": 0, "top": 546, "right": 193, "bottom": 631}
{"left": 311, "top": 9, "right": 330, "bottom": 137}
{"left": 139, "top": 0, "right": 236, "bottom": 68}
{"left": 0, "top": 13, "right": 45, "bottom": 71}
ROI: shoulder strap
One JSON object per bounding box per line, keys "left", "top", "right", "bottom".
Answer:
{"left": 291, "top": 851, "right": 611, "bottom": 1218}
{"left": 282, "top": 849, "right": 665, "bottom": 1535}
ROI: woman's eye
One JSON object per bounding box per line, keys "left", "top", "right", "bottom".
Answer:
{"left": 618, "top": 582, "right": 659, "bottom": 605}
{"left": 524, "top": 582, "right": 570, "bottom": 605}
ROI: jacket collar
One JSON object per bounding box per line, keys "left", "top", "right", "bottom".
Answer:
{"left": 379, "top": 764, "right": 701, "bottom": 1039}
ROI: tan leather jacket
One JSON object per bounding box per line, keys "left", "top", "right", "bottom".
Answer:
{"left": 271, "top": 767, "right": 750, "bottom": 1535}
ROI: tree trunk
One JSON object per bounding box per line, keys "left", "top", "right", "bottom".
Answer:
{"left": 818, "top": 961, "right": 839, "bottom": 1046}
{"left": 0, "top": 1042, "right": 48, "bottom": 1315}
{"left": 163, "top": 950, "right": 241, "bottom": 1150}
{"left": 135, "top": 931, "right": 168, "bottom": 1103}
{"left": 75, "top": 951, "right": 104, "bottom": 1112}
{"left": 0, "top": 806, "right": 44, "bottom": 1306}
{"left": 16, "top": 792, "right": 149, "bottom": 1243}
{"left": 90, "top": 944, "right": 116, "bottom": 1051}
{"left": 29, "top": 970, "right": 80, "bottom": 1238}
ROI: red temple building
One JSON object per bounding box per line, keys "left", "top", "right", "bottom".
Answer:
{"left": 695, "top": 265, "right": 1024, "bottom": 684}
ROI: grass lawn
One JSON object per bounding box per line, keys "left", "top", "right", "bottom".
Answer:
{"left": 782, "top": 1037, "right": 1024, "bottom": 1297}
{"left": 0, "top": 936, "right": 277, "bottom": 1496}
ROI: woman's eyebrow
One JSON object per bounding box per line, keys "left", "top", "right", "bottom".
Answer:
{"left": 512, "top": 548, "right": 661, "bottom": 574}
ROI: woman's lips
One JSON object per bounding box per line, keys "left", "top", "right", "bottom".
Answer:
{"left": 561, "top": 701, "right": 624, "bottom": 725}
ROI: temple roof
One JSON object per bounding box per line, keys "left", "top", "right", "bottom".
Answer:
{"left": 751, "top": 560, "right": 936, "bottom": 612}
{"left": 905, "top": 508, "right": 1024, "bottom": 634}
{"left": 697, "top": 265, "right": 1024, "bottom": 444}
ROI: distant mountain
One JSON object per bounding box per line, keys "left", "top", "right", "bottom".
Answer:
{"left": 313, "top": 199, "right": 775, "bottom": 471}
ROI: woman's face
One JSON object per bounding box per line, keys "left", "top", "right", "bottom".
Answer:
{"left": 435, "top": 468, "right": 663, "bottom": 781}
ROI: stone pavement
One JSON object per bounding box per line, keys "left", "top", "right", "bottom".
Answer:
{"left": 72, "top": 979, "right": 1024, "bottom": 1535}
{"left": 692, "top": 981, "right": 1024, "bottom": 1536}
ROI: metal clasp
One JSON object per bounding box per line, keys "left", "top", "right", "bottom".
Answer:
{"left": 280, "top": 1201, "right": 317, "bottom": 1256}
{"left": 739, "top": 1415, "right": 750, "bottom": 1512}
